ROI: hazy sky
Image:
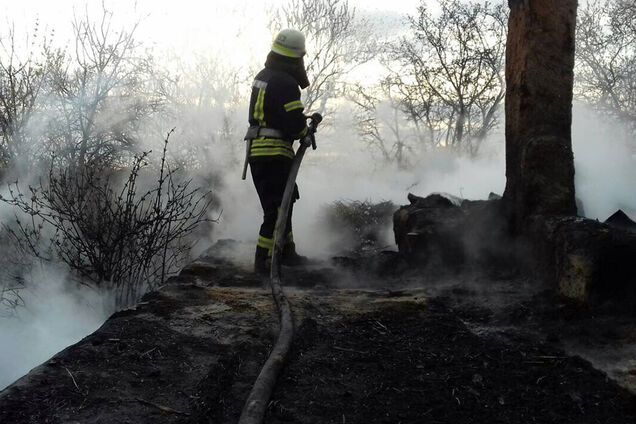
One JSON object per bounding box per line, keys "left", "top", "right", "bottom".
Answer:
{"left": 1, "top": 0, "right": 420, "bottom": 68}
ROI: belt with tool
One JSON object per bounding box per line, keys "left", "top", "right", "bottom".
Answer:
{"left": 242, "top": 126, "right": 286, "bottom": 180}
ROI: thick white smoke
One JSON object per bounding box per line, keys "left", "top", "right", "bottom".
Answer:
{"left": 213, "top": 111, "right": 506, "bottom": 262}
{"left": 212, "top": 102, "right": 636, "bottom": 263}
{"left": 0, "top": 264, "right": 111, "bottom": 389}
{"left": 572, "top": 103, "right": 636, "bottom": 220}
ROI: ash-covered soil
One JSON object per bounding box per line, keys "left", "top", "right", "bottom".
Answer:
{"left": 1, "top": 242, "right": 635, "bottom": 423}
{"left": 265, "top": 302, "right": 635, "bottom": 424}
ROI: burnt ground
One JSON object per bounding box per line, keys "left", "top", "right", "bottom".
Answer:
{"left": 266, "top": 303, "right": 633, "bottom": 424}
{"left": 1, "top": 242, "right": 636, "bottom": 423}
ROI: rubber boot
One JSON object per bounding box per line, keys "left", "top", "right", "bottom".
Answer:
{"left": 281, "top": 242, "right": 309, "bottom": 266}
{"left": 254, "top": 246, "right": 271, "bottom": 276}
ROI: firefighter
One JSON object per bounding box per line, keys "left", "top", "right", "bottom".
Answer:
{"left": 246, "top": 28, "right": 311, "bottom": 274}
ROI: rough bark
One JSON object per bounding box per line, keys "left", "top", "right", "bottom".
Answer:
{"left": 504, "top": 0, "right": 578, "bottom": 229}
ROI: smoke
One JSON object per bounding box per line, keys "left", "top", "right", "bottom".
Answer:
{"left": 212, "top": 115, "right": 507, "bottom": 262}
{"left": 0, "top": 194, "right": 114, "bottom": 390}
{"left": 0, "top": 263, "right": 112, "bottom": 390}
{"left": 572, "top": 103, "right": 636, "bottom": 220}
{"left": 210, "top": 101, "right": 636, "bottom": 265}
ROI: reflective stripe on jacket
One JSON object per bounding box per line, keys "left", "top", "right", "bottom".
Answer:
{"left": 248, "top": 66, "right": 308, "bottom": 161}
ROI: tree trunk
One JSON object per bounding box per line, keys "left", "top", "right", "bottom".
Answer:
{"left": 503, "top": 0, "right": 578, "bottom": 231}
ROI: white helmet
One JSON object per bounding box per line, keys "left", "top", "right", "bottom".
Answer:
{"left": 271, "top": 28, "right": 306, "bottom": 58}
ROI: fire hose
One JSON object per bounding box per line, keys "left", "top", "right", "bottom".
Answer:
{"left": 238, "top": 113, "right": 323, "bottom": 424}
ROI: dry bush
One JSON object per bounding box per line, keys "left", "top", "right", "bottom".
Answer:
{"left": 0, "top": 279, "right": 25, "bottom": 318}
{"left": 1, "top": 130, "right": 213, "bottom": 306}
{"left": 0, "top": 222, "right": 33, "bottom": 316}
{"left": 324, "top": 200, "right": 395, "bottom": 252}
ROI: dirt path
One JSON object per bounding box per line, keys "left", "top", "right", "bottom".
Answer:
{"left": 1, "top": 252, "right": 635, "bottom": 423}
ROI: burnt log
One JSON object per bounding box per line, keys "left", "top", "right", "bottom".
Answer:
{"left": 393, "top": 194, "right": 466, "bottom": 268}
{"left": 393, "top": 193, "right": 518, "bottom": 273}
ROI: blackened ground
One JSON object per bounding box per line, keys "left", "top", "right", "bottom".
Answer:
{"left": 263, "top": 301, "right": 636, "bottom": 424}
{"left": 0, "top": 282, "right": 276, "bottom": 424}
{"left": 2, "top": 243, "right": 636, "bottom": 423}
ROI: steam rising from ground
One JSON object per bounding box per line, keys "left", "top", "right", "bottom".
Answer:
{"left": 213, "top": 118, "right": 507, "bottom": 262}
{"left": 0, "top": 265, "right": 111, "bottom": 389}
{"left": 573, "top": 104, "right": 636, "bottom": 220}
{"left": 214, "top": 103, "right": 636, "bottom": 263}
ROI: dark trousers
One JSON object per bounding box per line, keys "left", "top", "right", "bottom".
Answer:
{"left": 250, "top": 158, "right": 298, "bottom": 257}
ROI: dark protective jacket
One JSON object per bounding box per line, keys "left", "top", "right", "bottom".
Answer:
{"left": 247, "top": 60, "right": 308, "bottom": 161}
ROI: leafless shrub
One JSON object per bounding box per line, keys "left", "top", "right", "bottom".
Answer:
{"left": 0, "top": 281, "right": 26, "bottom": 318}
{"left": 0, "top": 222, "right": 35, "bottom": 316}
{"left": 324, "top": 200, "right": 395, "bottom": 252}
{"left": 44, "top": 5, "right": 161, "bottom": 171}
{"left": 1, "top": 130, "right": 214, "bottom": 306}
{"left": 153, "top": 53, "right": 244, "bottom": 171}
